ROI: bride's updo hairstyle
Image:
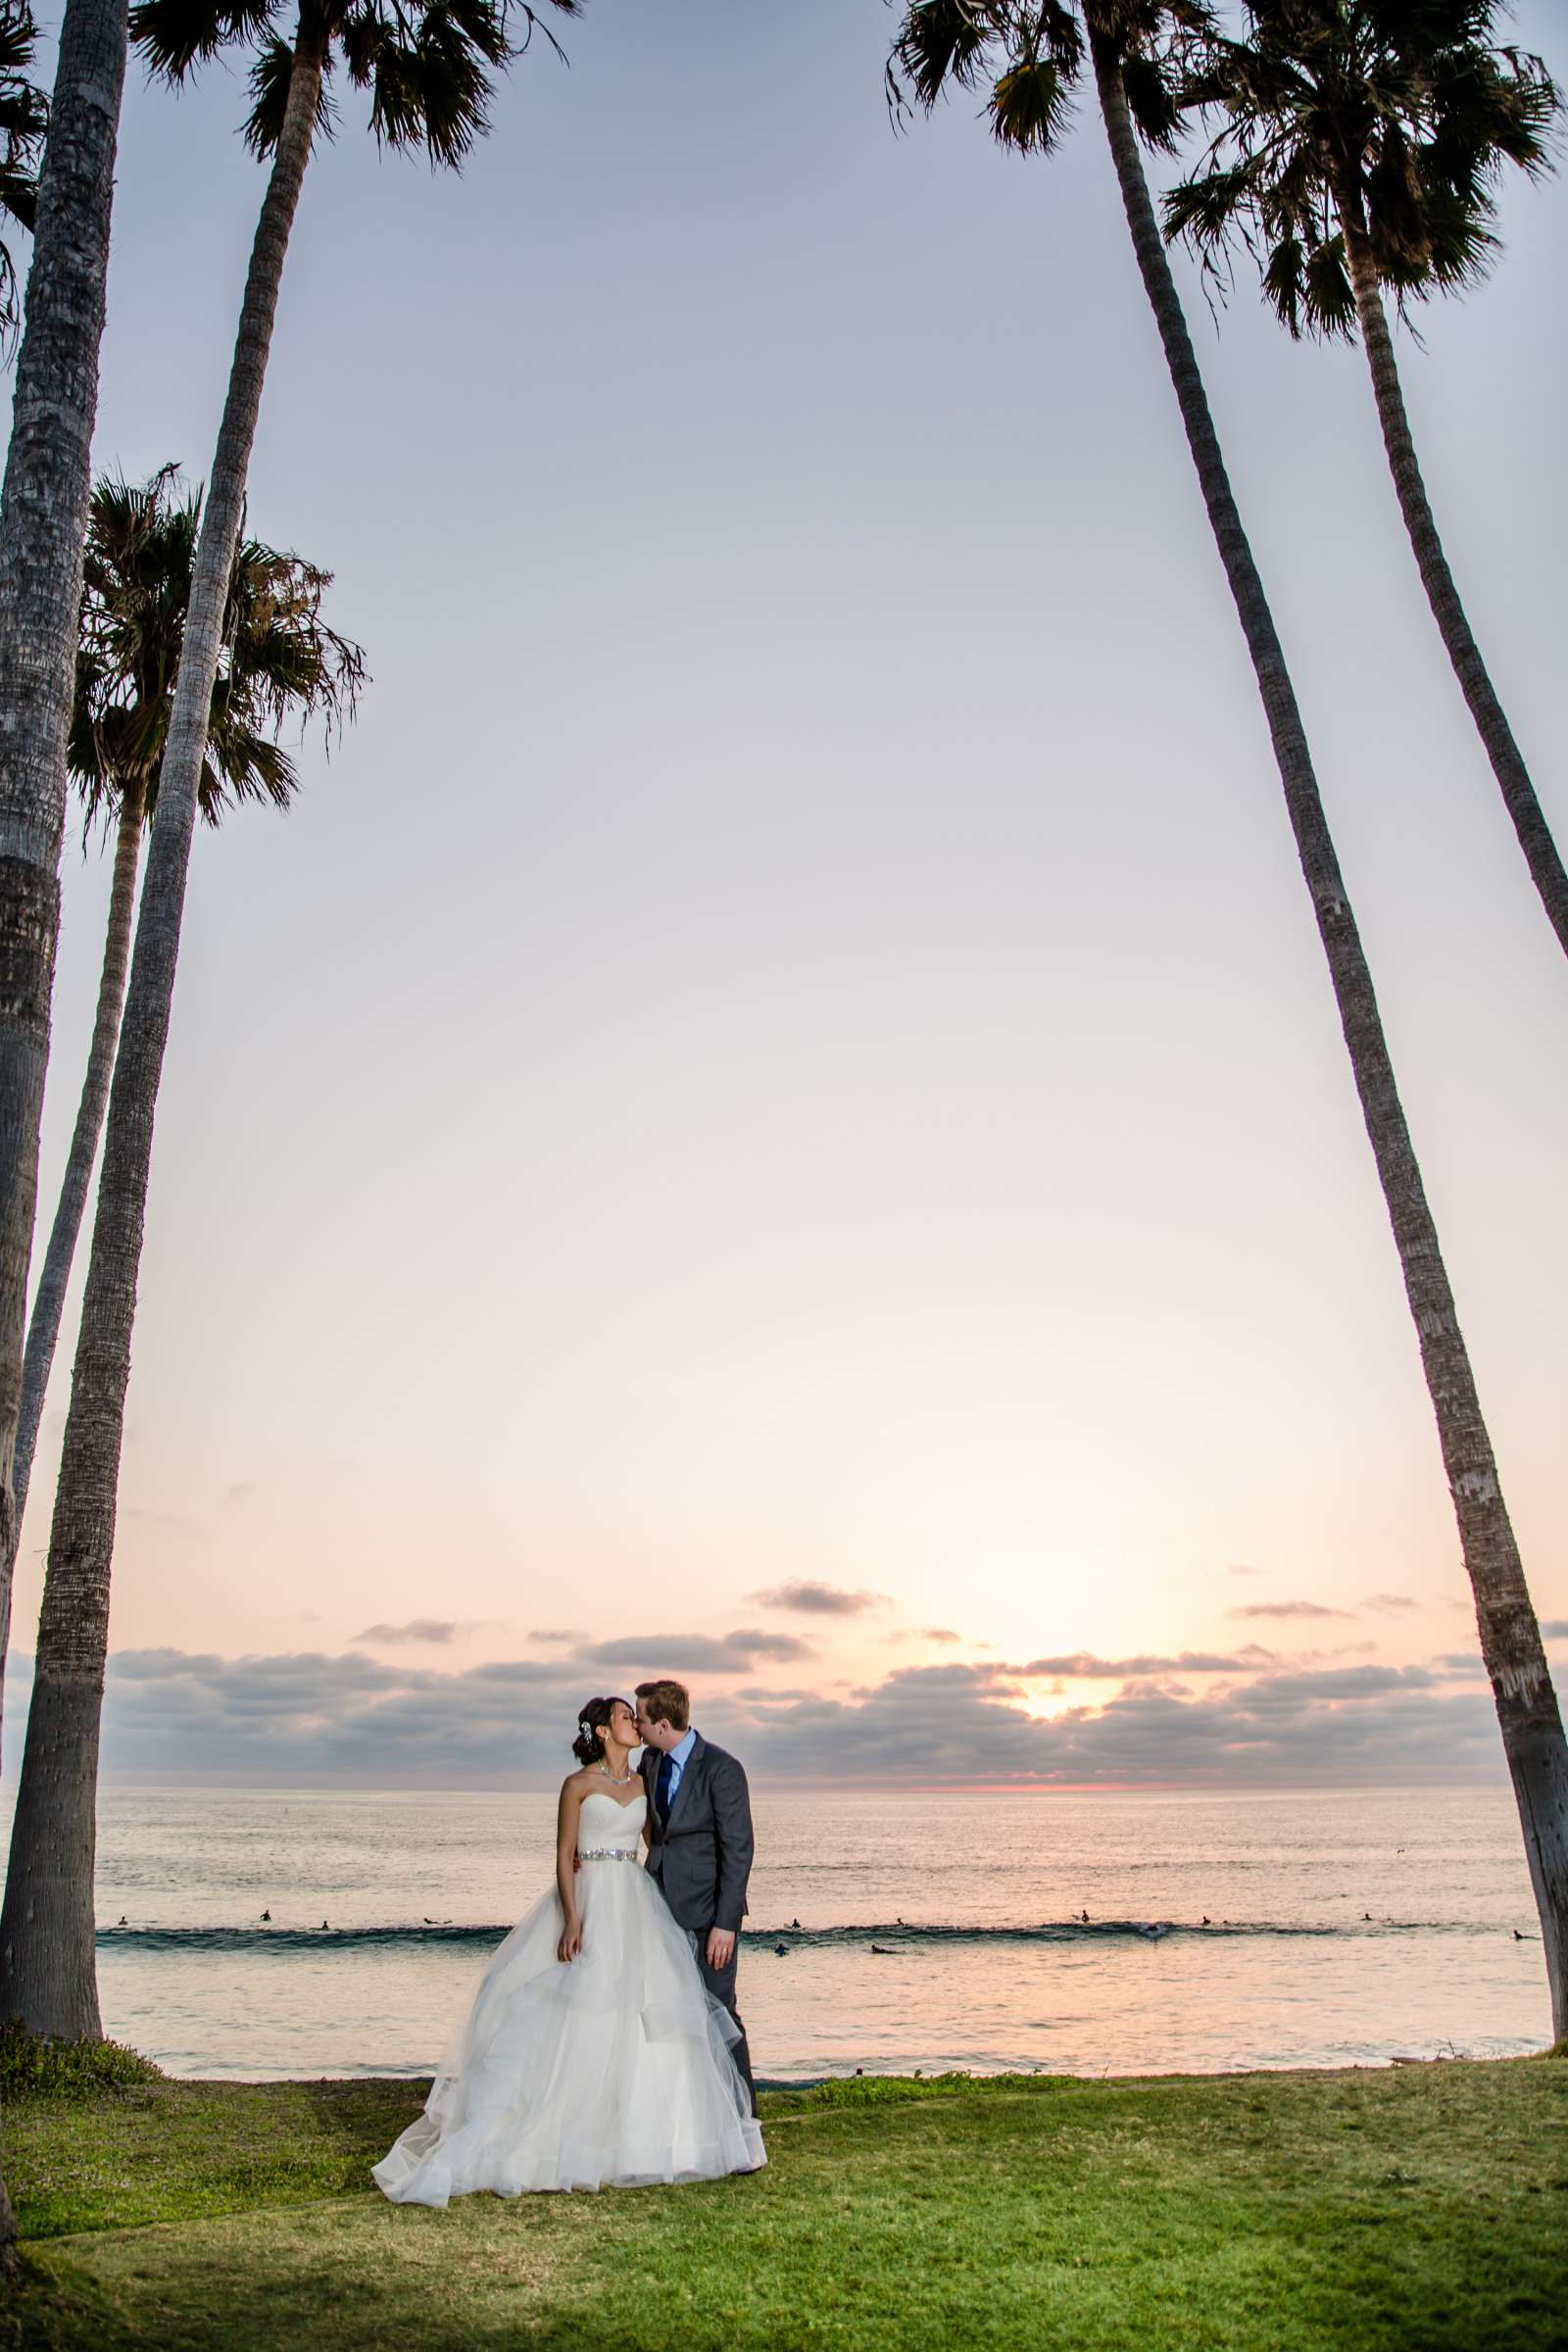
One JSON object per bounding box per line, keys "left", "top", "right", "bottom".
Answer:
{"left": 571, "top": 1696, "right": 629, "bottom": 1767}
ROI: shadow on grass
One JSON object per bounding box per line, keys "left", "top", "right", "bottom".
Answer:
{"left": 8, "top": 2063, "right": 1567, "bottom": 2352}
{"left": 18, "top": 2177, "right": 1568, "bottom": 2352}
{"left": 2, "top": 2251, "right": 146, "bottom": 2352}
{"left": 294, "top": 2078, "right": 428, "bottom": 2158}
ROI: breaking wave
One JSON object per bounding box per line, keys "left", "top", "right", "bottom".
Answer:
{"left": 94, "top": 1915, "right": 1459, "bottom": 1954}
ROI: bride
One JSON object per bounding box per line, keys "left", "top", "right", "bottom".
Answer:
{"left": 373, "top": 1695, "right": 765, "bottom": 2202}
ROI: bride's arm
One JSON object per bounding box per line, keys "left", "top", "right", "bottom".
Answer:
{"left": 556, "top": 1779, "right": 584, "bottom": 1962}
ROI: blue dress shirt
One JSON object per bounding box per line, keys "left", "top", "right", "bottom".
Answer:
{"left": 659, "top": 1726, "right": 697, "bottom": 1815}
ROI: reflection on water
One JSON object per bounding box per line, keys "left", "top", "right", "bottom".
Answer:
{"left": 63, "top": 1783, "right": 1554, "bottom": 2079}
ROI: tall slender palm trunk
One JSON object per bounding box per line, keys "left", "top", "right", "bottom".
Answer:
{"left": 0, "top": 0, "right": 128, "bottom": 1746}
{"left": 11, "top": 779, "right": 146, "bottom": 1543}
{"left": 1334, "top": 183, "right": 1568, "bottom": 962}
{"left": 1091, "top": 34, "right": 1568, "bottom": 2035}
{"left": 0, "top": 38, "right": 326, "bottom": 2040}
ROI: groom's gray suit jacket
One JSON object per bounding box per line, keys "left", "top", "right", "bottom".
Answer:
{"left": 641, "top": 1733, "right": 754, "bottom": 1936}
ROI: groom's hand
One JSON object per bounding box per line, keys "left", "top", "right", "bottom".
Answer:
{"left": 706, "top": 1927, "right": 736, "bottom": 1970}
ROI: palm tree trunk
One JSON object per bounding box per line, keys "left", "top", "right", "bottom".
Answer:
{"left": 0, "top": 35, "right": 326, "bottom": 2041}
{"left": 0, "top": 0, "right": 128, "bottom": 1768}
{"left": 1334, "top": 181, "right": 1568, "bottom": 962}
{"left": 10, "top": 780, "right": 146, "bottom": 1549}
{"left": 0, "top": 2158, "right": 17, "bottom": 2280}
{"left": 1091, "top": 34, "right": 1568, "bottom": 2035}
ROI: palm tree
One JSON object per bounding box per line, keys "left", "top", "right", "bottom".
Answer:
{"left": 8, "top": 466, "right": 365, "bottom": 1544}
{"left": 0, "top": 0, "right": 127, "bottom": 2261}
{"left": 1163, "top": 0, "right": 1567, "bottom": 959}
{"left": 0, "top": 0, "right": 576, "bottom": 2042}
{"left": 0, "top": 0, "right": 46, "bottom": 1789}
{"left": 0, "top": 0, "right": 48, "bottom": 353}
{"left": 0, "top": 0, "right": 132, "bottom": 1823}
{"left": 888, "top": 0, "right": 1568, "bottom": 2035}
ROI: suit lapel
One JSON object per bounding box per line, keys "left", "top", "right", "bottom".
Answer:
{"left": 665, "top": 1732, "right": 705, "bottom": 1826}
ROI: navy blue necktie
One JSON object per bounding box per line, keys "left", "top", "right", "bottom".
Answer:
{"left": 657, "top": 1751, "right": 675, "bottom": 1821}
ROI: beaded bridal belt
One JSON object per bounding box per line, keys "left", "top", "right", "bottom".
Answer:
{"left": 578, "top": 1847, "right": 640, "bottom": 1863}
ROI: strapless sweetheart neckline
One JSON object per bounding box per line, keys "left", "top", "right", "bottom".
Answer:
{"left": 581, "top": 1788, "right": 647, "bottom": 1817}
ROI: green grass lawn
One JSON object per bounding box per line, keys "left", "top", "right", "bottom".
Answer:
{"left": 4, "top": 2060, "right": 1566, "bottom": 2350}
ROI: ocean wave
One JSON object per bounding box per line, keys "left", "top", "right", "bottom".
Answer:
{"left": 92, "top": 1915, "right": 1467, "bottom": 1954}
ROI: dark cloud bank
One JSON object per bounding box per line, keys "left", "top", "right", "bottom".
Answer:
{"left": 1, "top": 1637, "right": 1531, "bottom": 1791}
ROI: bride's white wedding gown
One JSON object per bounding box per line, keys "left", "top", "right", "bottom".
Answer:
{"left": 372, "top": 1789, "right": 764, "bottom": 2202}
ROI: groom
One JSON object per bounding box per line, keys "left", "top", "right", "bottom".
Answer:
{"left": 634, "top": 1679, "right": 758, "bottom": 2116}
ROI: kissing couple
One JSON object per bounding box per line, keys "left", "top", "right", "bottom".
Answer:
{"left": 374, "top": 1678, "right": 765, "bottom": 2202}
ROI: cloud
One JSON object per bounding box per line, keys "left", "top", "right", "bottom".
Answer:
{"left": 78, "top": 1647, "right": 592, "bottom": 1783}
{"left": 1366, "top": 1593, "right": 1418, "bottom": 1613}
{"left": 1234, "top": 1664, "right": 1440, "bottom": 1702}
{"left": 578, "top": 1629, "right": 814, "bottom": 1673}
{"left": 921, "top": 1628, "right": 962, "bottom": 1644}
{"left": 746, "top": 1581, "right": 888, "bottom": 1617}
{"left": 527, "top": 1629, "right": 582, "bottom": 1645}
{"left": 1011, "top": 1648, "right": 1278, "bottom": 1679}
{"left": 723, "top": 1659, "right": 1499, "bottom": 1788}
{"left": 1225, "top": 1562, "right": 1262, "bottom": 1578}
{"left": 1229, "top": 1601, "right": 1355, "bottom": 1622}
{"left": 1331, "top": 1628, "right": 1568, "bottom": 1682}
{"left": 0, "top": 1637, "right": 1515, "bottom": 1791}
{"left": 355, "top": 1619, "right": 459, "bottom": 1645}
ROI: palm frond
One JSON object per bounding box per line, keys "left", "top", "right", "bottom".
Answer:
{"left": 242, "top": 36, "right": 337, "bottom": 157}
{"left": 233, "top": 0, "right": 543, "bottom": 165}
{"left": 356, "top": 0, "right": 510, "bottom": 165}
{"left": 130, "top": 0, "right": 281, "bottom": 82}
{"left": 1406, "top": 179, "right": 1496, "bottom": 293}
{"left": 885, "top": 1, "right": 1106, "bottom": 162}
{"left": 887, "top": 0, "right": 1004, "bottom": 116}
{"left": 1161, "top": 0, "right": 1562, "bottom": 331}
{"left": 71, "top": 465, "right": 367, "bottom": 835}
{"left": 989, "top": 55, "right": 1074, "bottom": 153}
{"left": 1163, "top": 157, "right": 1258, "bottom": 255}
{"left": 1119, "top": 49, "right": 1181, "bottom": 153}
{"left": 1259, "top": 225, "right": 1307, "bottom": 334}
{"left": 1300, "top": 229, "right": 1355, "bottom": 337}
{"left": 0, "top": 0, "right": 46, "bottom": 353}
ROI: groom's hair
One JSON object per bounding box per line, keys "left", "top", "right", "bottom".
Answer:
{"left": 634, "top": 1678, "right": 690, "bottom": 1733}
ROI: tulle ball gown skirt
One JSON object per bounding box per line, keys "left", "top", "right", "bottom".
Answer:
{"left": 372, "top": 1850, "right": 764, "bottom": 2204}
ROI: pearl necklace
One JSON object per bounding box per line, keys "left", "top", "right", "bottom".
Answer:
{"left": 599, "top": 1757, "right": 634, "bottom": 1787}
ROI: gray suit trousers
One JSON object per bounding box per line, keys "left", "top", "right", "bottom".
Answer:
{"left": 696, "top": 1936, "right": 756, "bottom": 2116}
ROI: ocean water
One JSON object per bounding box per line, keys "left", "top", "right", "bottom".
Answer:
{"left": 63, "top": 1782, "right": 1552, "bottom": 2081}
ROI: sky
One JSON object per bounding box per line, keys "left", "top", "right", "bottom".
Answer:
{"left": 2, "top": 0, "right": 1565, "bottom": 1789}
